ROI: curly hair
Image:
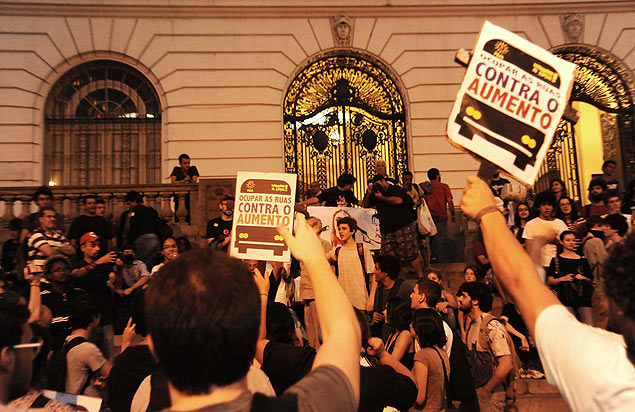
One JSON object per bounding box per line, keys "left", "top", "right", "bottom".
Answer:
{"left": 603, "top": 232, "right": 635, "bottom": 319}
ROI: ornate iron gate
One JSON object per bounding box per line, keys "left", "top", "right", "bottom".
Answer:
{"left": 535, "top": 46, "right": 634, "bottom": 202}
{"left": 283, "top": 54, "right": 408, "bottom": 200}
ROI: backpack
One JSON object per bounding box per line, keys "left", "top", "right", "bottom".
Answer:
{"left": 477, "top": 314, "right": 522, "bottom": 407}
{"left": 446, "top": 329, "right": 478, "bottom": 405}
{"left": 45, "top": 336, "right": 88, "bottom": 392}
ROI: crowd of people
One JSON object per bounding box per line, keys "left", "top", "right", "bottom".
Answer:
{"left": 0, "top": 154, "right": 634, "bottom": 412}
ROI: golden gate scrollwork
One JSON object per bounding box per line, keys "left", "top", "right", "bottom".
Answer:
{"left": 283, "top": 53, "right": 408, "bottom": 200}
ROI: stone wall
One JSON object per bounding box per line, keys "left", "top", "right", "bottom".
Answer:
{"left": 0, "top": 0, "right": 633, "bottom": 202}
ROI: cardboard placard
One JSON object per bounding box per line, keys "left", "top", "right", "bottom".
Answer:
{"left": 447, "top": 21, "right": 577, "bottom": 185}
{"left": 306, "top": 206, "right": 381, "bottom": 250}
{"left": 230, "top": 172, "right": 297, "bottom": 262}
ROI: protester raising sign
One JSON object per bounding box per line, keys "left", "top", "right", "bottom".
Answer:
{"left": 447, "top": 21, "right": 577, "bottom": 185}
{"left": 230, "top": 171, "right": 297, "bottom": 262}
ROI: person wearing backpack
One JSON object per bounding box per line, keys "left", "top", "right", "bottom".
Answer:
{"left": 64, "top": 294, "right": 111, "bottom": 396}
{"left": 328, "top": 216, "right": 374, "bottom": 311}
{"left": 457, "top": 281, "right": 514, "bottom": 412}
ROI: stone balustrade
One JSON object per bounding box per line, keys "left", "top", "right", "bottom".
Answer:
{"left": 0, "top": 178, "right": 237, "bottom": 247}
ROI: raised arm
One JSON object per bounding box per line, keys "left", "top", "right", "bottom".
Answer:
{"left": 460, "top": 176, "right": 560, "bottom": 336}
{"left": 278, "top": 214, "right": 361, "bottom": 401}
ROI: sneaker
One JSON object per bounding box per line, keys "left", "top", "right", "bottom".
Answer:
{"left": 528, "top": 369, "right": 545, "bottom": 379}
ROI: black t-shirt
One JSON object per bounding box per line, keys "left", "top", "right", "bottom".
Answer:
{"left": 40, "top": 285, "right": 87, "bottom": 350}
{"left": 119, "top": 205, "right": 161, "bottom": 245}
{"left": 1, "top": 238, "right": 19, "bottom": 272}
{"left": 72, "top": 261, "right": 115, "bottom": 325}
{"left": 370, "top": 185, "right": 413, "bottom": 234}
{"left": 206, "top": 218, "right": 232, "bottom": 240}
{"left": 68, "top": 215, "right": 113, "bottom": 250}
{"left": 262, "top": 341, "right": 316, "bottom": 395}
{"left": 107, "top": 344, "right": 158, "bottom": 412}
{"left": 359, "top": 361, "right": 417, "bottom": 412}
{"left": 317, "top": 186, "right": 358, "bottom": 207}
{"left": 262, "top": 341, "right": 417, "bottom": 412}
{"left": 170, "top": 166, "right": 200, "bottom": 181}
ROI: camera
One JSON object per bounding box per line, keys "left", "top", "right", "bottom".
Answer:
{"left": 371, "top": 182, "right": 382, "bottom": 193}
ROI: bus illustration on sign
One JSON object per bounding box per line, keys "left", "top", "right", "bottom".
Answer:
{"left": 234, "top": 179, "right": 291, "bottom": 256}
{"left": 454, "top": 93, "right": 545, "bottom": 171}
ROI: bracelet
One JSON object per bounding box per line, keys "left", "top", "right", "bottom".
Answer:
{"left": 30, "top": 283, "right": 41, "bottom": 287}
{"left": 260, "top": 294, "right": 268, "bottom": 297}
{"left": 475, "top": 205, "right": 500, "bottom": 223}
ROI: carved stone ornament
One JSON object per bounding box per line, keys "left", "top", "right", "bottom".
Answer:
{"left": 331, "top": 14, "right": 354, "bottom": 47}
{"left": 561, "top": 13, "right": 584, "bottom": 44}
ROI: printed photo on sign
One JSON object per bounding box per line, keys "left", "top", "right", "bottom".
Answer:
{"left": 230, "top": 172, "right": 297, "bottom": 262}
{"left": 306, "top": 206, "right": 381, "bottom": 250}
{"left": 447, "top": 21, "right": 577, "bottom": 185}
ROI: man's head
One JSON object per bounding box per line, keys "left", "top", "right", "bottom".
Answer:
{"left": 125, "top": 191, "right": 144, "bottom": 208}
{"left": 535, "top": 190, "right": 556, "bottom": 219}
{"left": 306, "top": 216, "right": 323, "bottom": 235}
{"left": 146, "top": 249, "right": 260, "bottom": 394}
{"left": 44, "top": 256, "right": 71, "bottom": 285}
{"left": 82, "top": 195, "right": 98, "bottom": 216}
{"left": 178, "top": 153, "right": 191, "bottom": 170}
{"left": 121, "top": 247, "right": 135, "bottom": 266}
{"left": 375, "top": 159, "right": 387, "bottom": 176}
{"left": 371, "top": 174, "right": 389, "bottom": 193}
{"left": 37, "top": 207, "right": 57, "bottom": 231}
{"left": 336, "top": 216, "right": 358, "bottom": 242}
{"left": 373, "top": 255, "right": 400, "bottom": 283}
{"left": 33, "top": 186, "right": 53, "bottom": 209}
{"left": 402, "top": 171, "right": 413, "bottom": 187}
{"left": 427, "top": 168, "right": 440, "bottom": 181}
{"left": 336, "top": 173, "right": 356, "bottom": 190}
{"left": 95, "top": 198, "right": 106, "bottom": 217}
{"left": 457, "top": 281, "right": 493, "bottom": 314}
{"left": 80, "top": 232, "right": 100, "bottom": 259}
{"left": 424, "top": 268, "right": 443, "bottom": 284}
{"left": 161, "top": 237, "right": 178, "bottom": 263}
{"left": 604, "top": 214, "right": 628, "bottom": 238}
{"left": 410, "top": 278, "right": 442, "bottom": 309}
{"left": 602, "top": 231, "right": 635, "bottom": 336}
{"left": 0, "top": 297, "right": 33, "bottom": 402}
{"left": 605, "top": 190, "right": 621, "bottom": 214}
{"left": 219, "top": 195, "right": 234, "bottom": 218}
{"left": 588, "top": 178, "right": 607, "bottom": 203}
{"left": 309, "top": 181, "right": 321, "bottom": 196}
{"left": 602, "top": 160, "right": 616, "bottom": 177}
{"left": 69, "top": 294, "right": 101, "bottom": 332}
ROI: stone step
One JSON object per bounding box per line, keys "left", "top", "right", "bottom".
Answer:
{"left": 513, "top": 394, "right": 572, "bottom": 412}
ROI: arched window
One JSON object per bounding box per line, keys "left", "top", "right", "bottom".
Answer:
{"left": 283, "top": 52, "right": 408, "bottom": 199}
{"left": 536, "top": 47, "right": 634, "bottom": 203}
{"left": 44, "top": 60, "right": 162, "bottom": 186}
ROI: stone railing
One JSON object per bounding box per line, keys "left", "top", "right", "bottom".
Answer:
{"left": 0, "top": 178, "right": 236, "bottom": 247}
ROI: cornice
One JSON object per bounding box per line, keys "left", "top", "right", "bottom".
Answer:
{"left": 1, "top": 1, "right": 634, "bottom": 19}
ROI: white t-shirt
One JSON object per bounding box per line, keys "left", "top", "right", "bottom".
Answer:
{"left": 535, "top": 305, "right": 635, "bottom": 411}
{"left": 523, "top": 217, "right": 568, "bottom": 267}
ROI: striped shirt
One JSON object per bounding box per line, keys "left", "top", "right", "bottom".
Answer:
{"left": 27, "top": 229, "right": 70, "bottom": 276}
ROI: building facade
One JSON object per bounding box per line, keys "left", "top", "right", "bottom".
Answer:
{"left": 1, "top": 0, "right": 634, "bottom": 203}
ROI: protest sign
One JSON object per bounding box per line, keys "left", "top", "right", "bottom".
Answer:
{"left": 230, "top": 171, "right": 297, "bottom": 262}
{"left": 307, "top": 206, "right": 381, "bottom": 250}
{"left": 447, "top": 21, "right": 577, "bottom": 185}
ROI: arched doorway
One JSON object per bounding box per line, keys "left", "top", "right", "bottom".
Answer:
{"left": 535, "top": 46, "right": 634, "bottom": 203}
{"left": 44, "top": 60, "right": 162, "bottom": 186}
{"left": 283, "top": 52, "right": 408, "bottom": 200}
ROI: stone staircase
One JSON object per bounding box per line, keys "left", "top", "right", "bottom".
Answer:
{"left": 428, "top": 263, "right": 572, "bottom": 412}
